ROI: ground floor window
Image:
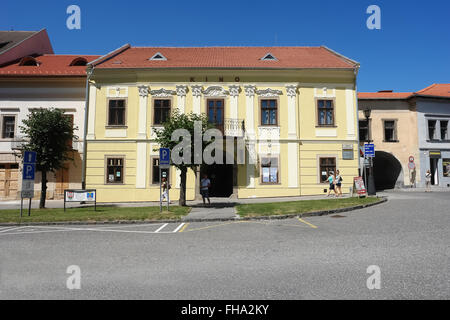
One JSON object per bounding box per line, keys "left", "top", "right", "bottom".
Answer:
{"left": 151, "top": 157, "right": 169, "bottom": 185}
{"left": 319, "top": 157, "right": 336, "bottom": 183}
{"left": 261, "top": 157, "right": 279, "bottom": 184}
{"left": 443, "top": 159, "right": 450, "bottom": 177}
{"left": 106, "top": 157, "right": 124, "bottom": 184}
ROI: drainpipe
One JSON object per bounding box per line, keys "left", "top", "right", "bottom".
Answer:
{"left": 81, "top": 65, "right": 94, "bottom": 190}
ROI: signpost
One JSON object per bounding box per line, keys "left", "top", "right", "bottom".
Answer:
{"left": 159, "top": 148, "right": 171, "bottom": 212}
{"left": 354, "top": 177, "right": 367, "bottom": 197}
{"left": 64, "top": 190, "right": 97, "bottom": 212}
{"left": 364, "top": 144, "right": 375, "bottom": 158}
{"left": 20, "top": 151, "right": 37, "bottom": 217}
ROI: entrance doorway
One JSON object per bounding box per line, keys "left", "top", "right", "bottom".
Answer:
{"left": 0, "top": 163, "right": 19, "bottom": 199}
{"left": 201, "top": 164, "right": 234, "bottom": 198}
{"left": 430, "top": 158, "right": 439, "bottom": 185}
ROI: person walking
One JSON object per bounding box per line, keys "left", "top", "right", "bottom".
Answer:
{"left": 425, "top": 170, "right": 432, "bottom": 192}
{"left": 161, "top": 177, "right": 171, "bottom": 203}
{"left": 335, "top": 170, "right": 343, "bottom": 197}
{"left": 200, "top": 174, "right": 211, "bottom": 206}
{"left": 327, "top": 172, "right": 337, "bottom": 197}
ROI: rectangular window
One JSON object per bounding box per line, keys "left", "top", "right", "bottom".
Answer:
{"left": 319, "top": 157, "right": 336, "bottom": 183}
{"left": 208, "top": 99, "right": 224, "bottom": 132}
{"left": 151, "top": 158, "right": 170, "bottom": 184}
{"left": 383, "top": 120, "right": 397, "bottom": 142}
{"left": 261, "top": 100, "right": 278, "bottom": 126}
{"left": 106, "top": 158, "right": 124, "bottom": 184}
{"left": 440, "top": 121, "right": 448, "bottom": 140}
{"left": 428, "top": 120, "right": 437, "bottom": 140}
{"left": 359, "top": 120, "right": 369, "bottom": 142}
{"left": 317, "top": 100, "right": 334, "bottom": 126}
{"left": 154, "top": 99, "right": 171, "bottom": 125}
{"left": 443, "top": 159, "right": 450, "bottom": 177}
{"left": 108, "top": 99, "right": 126, "bottom": 126}
{"left": 261, "top": 157, "right": 279, "bottom": 184}
{"left": 2, "top": 116, "right": 15, "bottom": 139}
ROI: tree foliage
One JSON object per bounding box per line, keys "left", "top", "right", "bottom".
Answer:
{"left": 20, "top": 108, "right": 77, "bottom": 208}
{"left": 153, "top": 111, "right": 213, "bottom": 206}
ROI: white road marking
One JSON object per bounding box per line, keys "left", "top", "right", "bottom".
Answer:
{"left": 155, "top": 223, "right": 169, "bottom": 233}
{"left": 172, "top": 223, "right": 186, "bottom": 233}
{"left": 0, "top": 226, "right": 27, "bottom": 234}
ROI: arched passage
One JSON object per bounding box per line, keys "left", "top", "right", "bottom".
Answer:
{"left": 373, "top": 151, "right": 404, "bottom": 190}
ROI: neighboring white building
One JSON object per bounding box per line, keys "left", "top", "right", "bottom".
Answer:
{"left": 415, "top": 84, "right": 450, "bottom": 188}
{"left": 0, "top": 54, "right": 99, "bottom": 200}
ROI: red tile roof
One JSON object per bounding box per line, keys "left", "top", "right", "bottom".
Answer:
{"left": 415, "top": 83, "right": 450, "bottom": 98}
{"left": 93, "top": 46, "right": 359, "bottom": 70}
{"left": 0, "top": 54, "right": 100, "bottom": 76}
{"left": 359, "top": 84, "right": 450, "bottom": 100}
{"left": 358, "top": 92, "right": 413, "bottom": 99}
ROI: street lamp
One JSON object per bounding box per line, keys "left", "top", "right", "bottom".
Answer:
{"left": 364, "top": 108, "right": 376, "bottom": 196}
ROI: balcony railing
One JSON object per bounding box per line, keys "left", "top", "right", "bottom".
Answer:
{"left": 209, "top": 119, "right": 245, "bottom": 137}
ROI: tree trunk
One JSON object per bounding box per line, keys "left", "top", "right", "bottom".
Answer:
{"left": 40, "top": 170, "right": 47, "bottom": 209}
{"left": 179, "top": 167, "right": 187, "bottom": 207}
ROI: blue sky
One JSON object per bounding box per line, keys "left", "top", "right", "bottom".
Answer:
{"left": 2, "top": 0, "right": 449, "bottom": 92}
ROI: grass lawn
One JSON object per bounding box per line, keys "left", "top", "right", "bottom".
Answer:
{"left": 236, "top": 197, "right": 382, "bottom": 218}
{"left": 0, "top": 206, "right": 191, "bottom": 224}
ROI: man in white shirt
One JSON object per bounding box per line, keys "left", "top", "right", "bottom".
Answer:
{"left": 200, "top": 174, "right": 211, "bottom": 206}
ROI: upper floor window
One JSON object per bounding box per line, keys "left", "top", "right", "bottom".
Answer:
{"left": 383, "top": 120, "right": 398, "bottom": 142}
{"left": 154, "top": 99, "right": 171, "bottom": 125}
{"left": 440, "top": 120, "right": 448, "bottom": 140}
{"left": 428, "top": 120, "right": 437, "bottom": 140}
{"left": 317, "top": 100, "right": 334, "bottom": 126}
{"left": 108, "top": 99, "right": 126, "bottom": 126}
{"left": 261, "top": 100, "right": 277, "bottom": 126}
{"left": 359, "top": 120, "right": 370, "bottom": 142}
{"left": 1, "top": 115, "right": 15, "bottom": 139}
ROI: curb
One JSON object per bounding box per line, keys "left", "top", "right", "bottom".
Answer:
{"left": 0, "top": 197, "right": 387, "bottom": 227}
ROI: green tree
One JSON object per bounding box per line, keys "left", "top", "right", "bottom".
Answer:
{"left": 20, "top": 108, "right": 77, "bottom": 208}
{"left": 153, "top": 111, "right": 213, "bottom": 206}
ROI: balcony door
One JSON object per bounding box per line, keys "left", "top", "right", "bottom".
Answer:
{"left": 207, "top": 99, "right": 224, "bottom": 133}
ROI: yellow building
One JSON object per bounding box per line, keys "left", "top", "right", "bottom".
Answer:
{"left": 85, "top": 46, "right": 360, "bottom": 202}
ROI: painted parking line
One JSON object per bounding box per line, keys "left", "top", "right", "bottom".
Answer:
{"left": 172, "top": 223, "right": 186, "bottom": 233}
{"left": 0, "top": 226, "right": 27, "bottom": 234}
{"left": 155, "top": 223, "right": 169, "bottom": 233}
{"left": 178, "top": 223, "right": 189, "bottom": 233}
{"left": 298, "top": 218, "right": 318, "bottom": 229}
{"left": 184, "top": 221, "right": 246, "bottom": 233}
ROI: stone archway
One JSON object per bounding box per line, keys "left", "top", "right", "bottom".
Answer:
{"left": 373, "top": 151, "right": 404, "bottom": 190}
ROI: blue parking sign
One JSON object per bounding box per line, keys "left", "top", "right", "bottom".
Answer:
{"left": 364, "top": 144, "right": 375, "bottom": 158}
{"left": 24, "top": 151, "right": 37, "bottom": 164}
{"left": 23, "top": 163, "right": 36, "bottom": 180}
{"left": 160, "top": 148, "right": 171, "bottom": 166}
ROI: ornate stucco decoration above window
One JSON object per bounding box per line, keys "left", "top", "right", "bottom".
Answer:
{"left": 202, "top": 86, "right": 230, "bottom": 97}
{"left": 256, "top": 88, "right": 283, "bottom": 98}
{"left": 138, "top": 85, "right": 149, "bottom": 97}
{"left": 106, "top": 86, "right": 128, "bottom": 98}
{"left": 150, "top": 88, "right": 177, "bottom": 98}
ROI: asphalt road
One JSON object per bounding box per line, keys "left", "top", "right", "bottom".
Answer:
{"left": 0, "top": 191, "right": 449, "bottom": 300}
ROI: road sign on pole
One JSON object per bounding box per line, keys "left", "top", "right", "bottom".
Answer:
{"left": 159, "top": 148, "right": 171, "bottom": 169}
{"left": 364, "top": 144, "right": 375, "bottom": 158}
{"left": 21, "top": 151, "right": 37, "bottom": 217}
